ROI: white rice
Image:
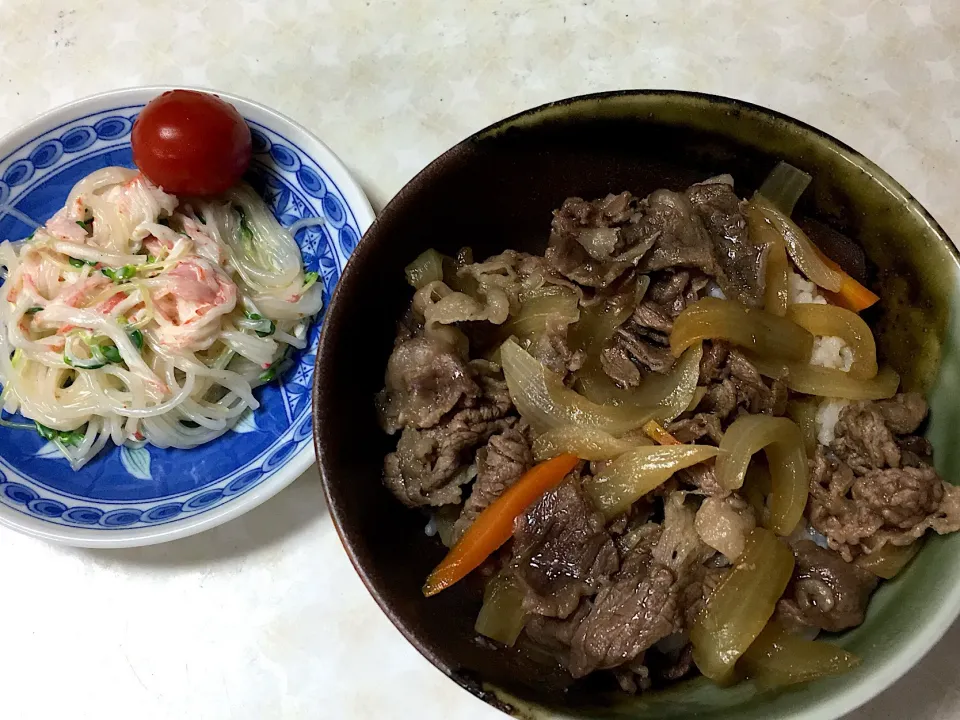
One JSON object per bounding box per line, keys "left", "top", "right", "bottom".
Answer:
{"left": 704, "top": 281, "right": 726, "bottom": 299}
{"left": 788, "top": 269, "right": 828, "bottom": 305}
{"left": 811, "top": 336, "right": 854, "bottom": 372}
{"left": 787, "top": 515, "right": 831, "bottom": 550}
{"left": 789, "top": 273, "right": 855, "bottom": 453}
{"left": 816, "top": 398, "right": 851, "bottom": 446}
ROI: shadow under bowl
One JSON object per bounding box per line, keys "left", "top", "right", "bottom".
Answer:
{"left": 313, "top": 90, "right": 960, "bottom": 720}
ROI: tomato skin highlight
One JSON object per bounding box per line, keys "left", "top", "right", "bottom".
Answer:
{"left": 132, "top": 90, "right": 252, "bottom": 196}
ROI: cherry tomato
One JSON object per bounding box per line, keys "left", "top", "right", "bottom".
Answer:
{"left": 132, "top": 90, "right": 252, "bottom": 196}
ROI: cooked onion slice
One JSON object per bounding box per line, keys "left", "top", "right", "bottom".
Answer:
{"left": 532, "top": 426, "right": 649, "bottom": 462}
{"left": 854, "top": 540, "right": 923, "bottom": 579}
{"left": 498, "top": 287, "right": 580, "bottom": 345}
{"left": 739, "top": 620, "right": 860, "bottom": 689}
{"left": 755, "top": 161, "right": 812, "bottom": 216}
{"left": 750, "top": 357, "right": 900, "bottom": 401}
{"left": 474, "top": 571, "right": 527, "bottom": 647}
{"left": 691, "top": 527, "right": 796, "bottom": 681}
{"left": 786, "top": 303, "right": 878, "bottom": 379}
{"left": 502, "top": 338, "right": 642, "bottom": 434}
{"left": 502, "top": 339, "right": 702, "bottom": 435}
{"left": 577, "top": 342, "right": 703, "bottom": 422}
{"left": 745, "top": 204, "right": 790, "bottom": 316}
{"left": 585, "top": 444, "right": 720, "bottom": 519}
{"left": 625, "top": 342, "right": 704, "bottom": 423}
{"left": 752, "top": 195, "right": 844, "bottom": 292}
{"left": 404, "top": 249, "right": 447, "bottom": 289}
{"left": 671, "top": 297, "right": 814, "bottom": 362}
{"left": 715, "top": 415, "right": 808, "bottom": 535}
{"left": 785, "top": 398, "right": 819, "bottom": 457}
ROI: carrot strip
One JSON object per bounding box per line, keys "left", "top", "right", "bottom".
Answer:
{"left": 422, "top": 453, "right": 579, "bottom": 597}
{"left": 811, "top": 247, "right": 880, "bottom": 312}
{"left": 643, "top": 419, "right": 681, "bottom": 446}
{"left": 822, "top": 279, "right": 880, "bottom": 313}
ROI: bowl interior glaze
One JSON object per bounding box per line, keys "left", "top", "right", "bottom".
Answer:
{"left": 314, "top": 91, "right": 960, "bottom": 720}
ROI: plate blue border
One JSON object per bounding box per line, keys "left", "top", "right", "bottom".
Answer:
{"left": 0, "top": 102, "right": 364, "bottom": 531}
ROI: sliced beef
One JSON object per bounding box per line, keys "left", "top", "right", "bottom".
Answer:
{"left": 530, "top": 315, "right": 586, "bottom": 376}
{"left": 636, "top": 190, "right": 718, "bottom": 275}
{"left": 613, "top": 663, "right": 653, "bottom": 694}
{"left": 647, "top": 269, "right": 708, "bottom": 315}
{"left": 615, "top": 520, "right": 663, "bottom": 558}
{"left": 511, "top": 475, "right": 620, "bottom": 618}
{"left": 383, "top": 375, "right": 514, "bottom": 507}
{"left": 549, "top": 184, "right": 756, "bottom": 295}
{"left": 806, "top": 392, "right": 960, "bottom": 558}
{"left": 510, "top": 249, "right": 581, "bottom": 289}
{"left": 652, "top": 492, "right": 710, "bottom": 573}
{"left": 383, "top": 418, "right": 514, "bottom": 507}
{"left": 549, "top": 183, "right": 759, "bottom": 388}
{"left": 695, "top": 342, "right": 787, "bottom": 421}
{"left": 686, "top": 181, "right": 767, "bottom": 308}
{"left": 808, "top": 448, "right": 960, "bottom": 560}
{"left": 451, "top": 422, "right": 534, "bottom": 542}
{"left": 601, "top": 271, "right": 707, "bottom": 386}
{"left": 874, "top": 393, "right": 928, "bottom": 434}
{"left": 568, "top": 557, "right": 681, "bottom": 678}
{"left": 700, "top": 340, "right": 730, "bottom": 382}
{"left": 524, "top": 600, "right": 592, "bottom": 665}
{"left": 654, "top": 643, "right": 695, "bottom": 683}
{"left": 807, "top": 448, "right": 865, "bottom": 560}
{"left": 545, "top": 193, "right": 660, "bottom": 288}
{"left": 667, "top": 413, "right": 723, "bottom": 444}
{"left": 602, "top": 325, "right": 676, "bottom": 381}
{"left": 853, "top": 466, "right": 947, "bottom": 531}
{"left": 695, "top": 495, "right": 756, "bottom": 561}
{"left": 376, "top": 337, "right": 479, "bottom": 434}
{"left": 631, "top": 300, "right": 675, "bottom": 337}
{"left": 727, "top": 349, "right": 788, "bottom": 416}
{"left": 677, "top": 461, "right": 726, "bottom": 497}
{"left": 831, "top": 402, "right": 902, "bottom": 475}
{"left": 830, "top": 393, "right": 928, "bottom": 475}
{"left": 600, "top": 345, "right": 645, "bottom": 388}
{"left": 519, "top": 497, "right": 723, "bottom": 686}
{"left": 456, "top": 251, "right": 587, "bottom": 360}
{"left": 898, "top": 435, "right": 934, "bottom": 468}
{"left": 775, "top": 540, "right": 877, "bottom": 633}
{"left": 699, "top": 379, "right": 738, "bottom": 419}
{"left": 466, "top": 374, "right": 513, "bottom": 418}
{"left": 682, "top": 564, "right": 728, "bottom": 628}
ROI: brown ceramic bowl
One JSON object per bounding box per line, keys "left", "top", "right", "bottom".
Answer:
{"left": 313, "top": 91, "right": 960, "bottom": 719}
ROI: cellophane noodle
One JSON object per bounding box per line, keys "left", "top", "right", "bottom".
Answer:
{"left": 0, "top": 168, "right": 322, "bottom": 469}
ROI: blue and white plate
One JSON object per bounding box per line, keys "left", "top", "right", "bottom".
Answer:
{"left": 0, "top": 87, "right": 374, "bottom": 547}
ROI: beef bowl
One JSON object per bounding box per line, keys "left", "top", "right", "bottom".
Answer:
{"left": 312, "top": 91, "right": 960, "bottom": 719}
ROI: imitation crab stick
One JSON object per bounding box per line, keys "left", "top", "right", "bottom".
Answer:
{"left": 422, "top": 452, "right": 579, "bottom": 597}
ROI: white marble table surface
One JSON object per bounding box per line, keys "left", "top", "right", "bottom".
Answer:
{"left": 0, "top": 1, "right": 958, "bottom": 718}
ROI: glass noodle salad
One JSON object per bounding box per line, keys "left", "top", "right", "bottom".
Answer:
{"left": 0, "top": 92, "right": 323, "bottom": 469}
